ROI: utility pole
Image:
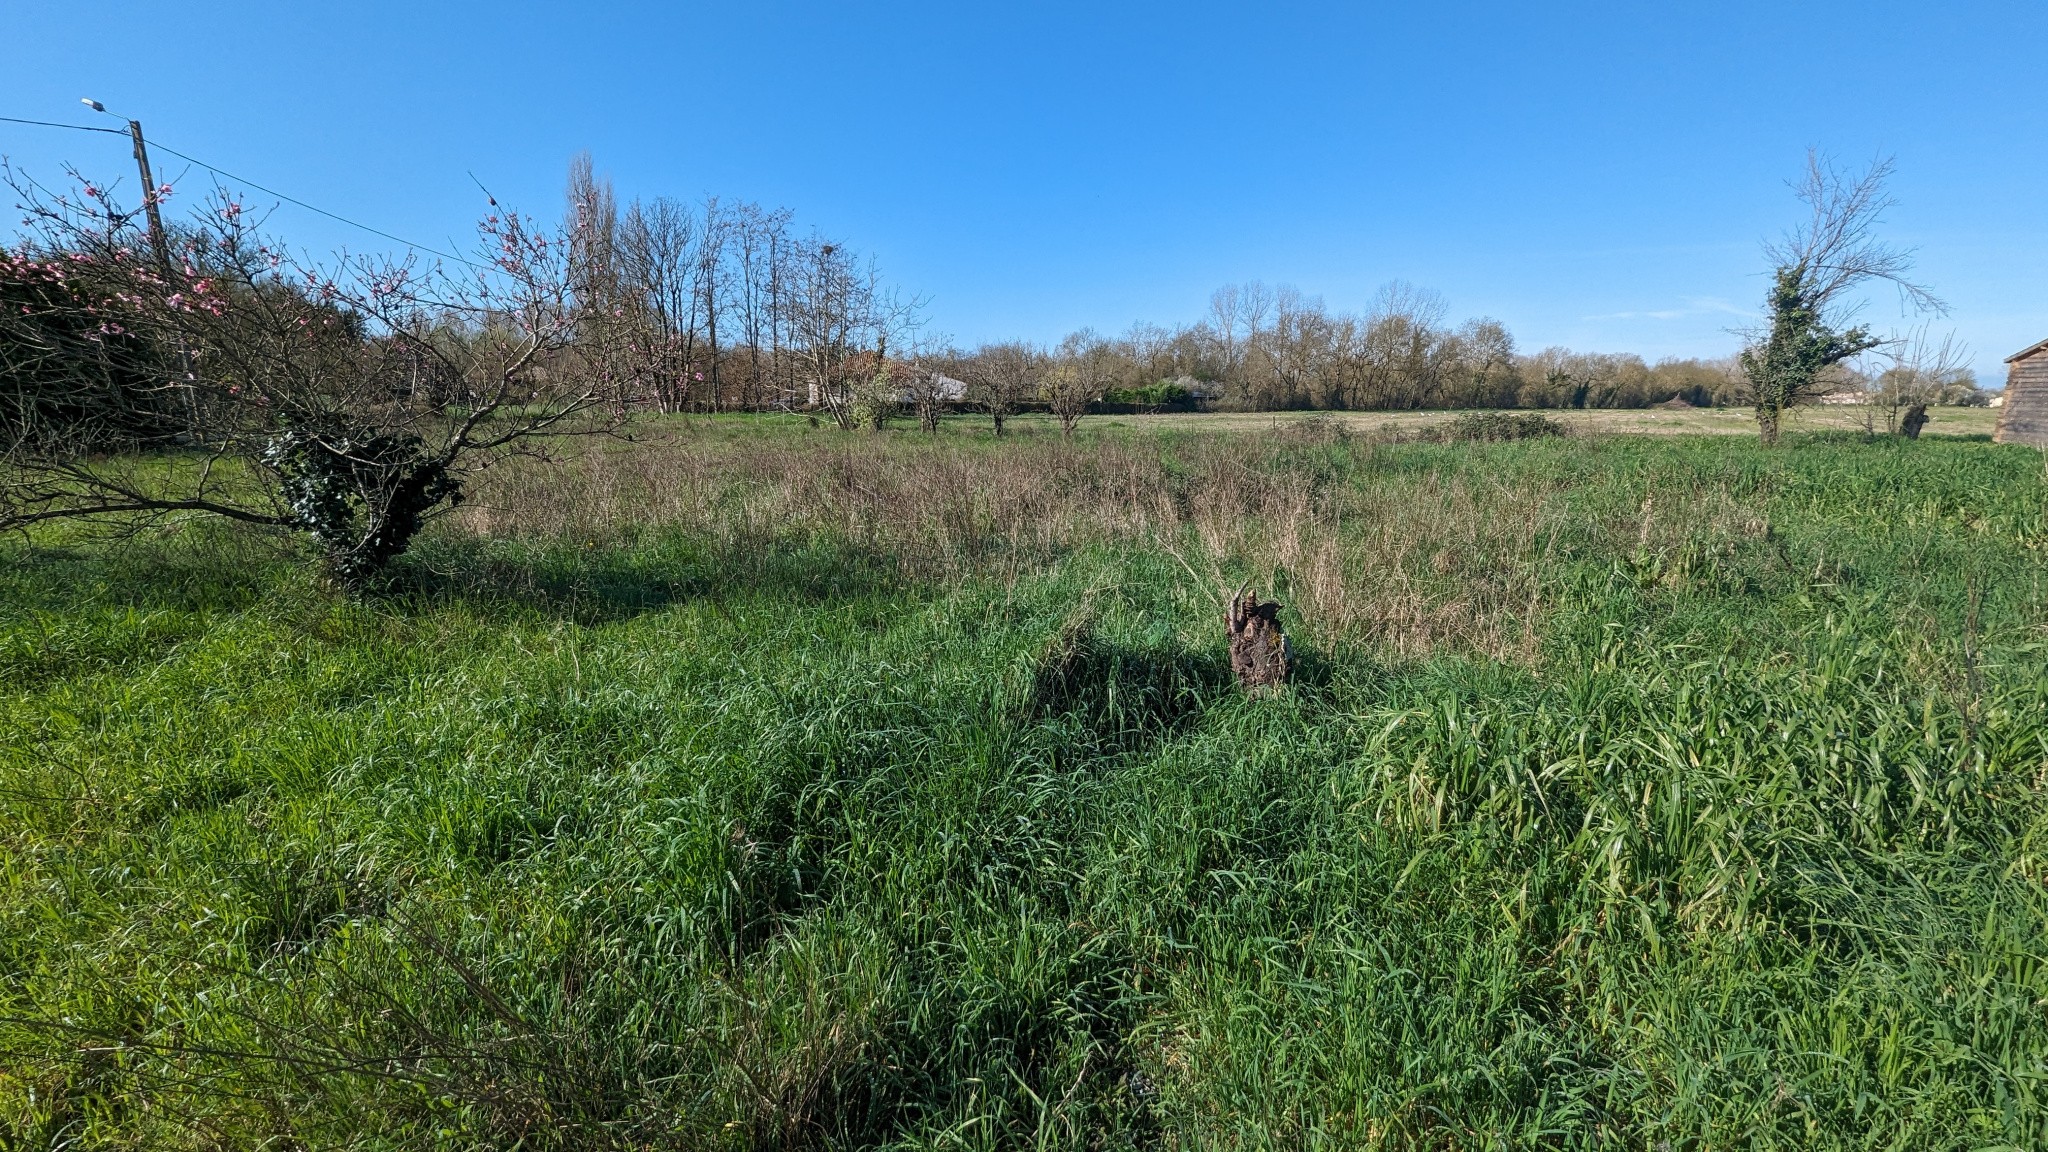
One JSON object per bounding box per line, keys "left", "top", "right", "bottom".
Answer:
{"left": 99, "top": 107, "right": 198, "bottom": 439}
{"left": 125, "top": 119, "right": 172, "bottom": 278}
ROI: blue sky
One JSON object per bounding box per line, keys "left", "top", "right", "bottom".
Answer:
{"left": 5, "top": 1, "right": 2045, "bottom": 382}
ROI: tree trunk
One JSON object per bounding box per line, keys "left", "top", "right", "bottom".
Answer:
{"left": 1227, "top": 589, "right": 1292, "bottom": 692}
{"left": 1756, "top": 405, "right": 1782, "bottom": 447}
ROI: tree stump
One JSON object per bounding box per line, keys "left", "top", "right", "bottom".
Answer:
{"left": 1901, "top": 403, "right": 1929, "bottom": 440}
{"left": 1227, "top": 589, "right": 1293, "bottom": 692}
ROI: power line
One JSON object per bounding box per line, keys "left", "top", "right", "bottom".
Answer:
{"left": 142, "top": 140, "right": 485, "bottom": 269}
{"left": 4, "top": 111, "right": 488, "bottom": 269}
{"left": 0, "top": 115, "right": 127, "bottom": 136}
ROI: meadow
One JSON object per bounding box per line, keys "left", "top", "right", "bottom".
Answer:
{"left": 1083, "top": 404, "right": 2004, "bottom": 440}
{"left": 3, "top": 416, "right": 2047, "bottom": 1150}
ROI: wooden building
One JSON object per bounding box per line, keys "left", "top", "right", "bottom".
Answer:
{"left": 1997, "top": 339, "right": 2048, "bottom": 446}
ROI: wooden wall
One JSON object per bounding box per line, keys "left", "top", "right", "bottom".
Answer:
{"left": 1997, "top": 349, "right": 2048, "bottom": 446}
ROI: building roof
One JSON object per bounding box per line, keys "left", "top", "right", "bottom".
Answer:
{"left": 2004, "top": 337, "right": 2048, "bottom": 364}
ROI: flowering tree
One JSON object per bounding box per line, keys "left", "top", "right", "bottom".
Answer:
{"left": 0, "top": 167, "right": 626, "bottom": 586}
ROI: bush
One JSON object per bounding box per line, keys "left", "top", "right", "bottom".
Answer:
{"left": 1271, "top": 412, "right": 1352, "bottom": 446}
{"left": 1103, "top": 380, "right": 1194, "bottom": 408}
{"left": 1434, "top": 411, "right": 1568, "bottom": 442}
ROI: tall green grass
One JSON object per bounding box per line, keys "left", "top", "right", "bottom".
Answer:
{"left": 3, "top": 429, "right": 2046, "bottom": 1149}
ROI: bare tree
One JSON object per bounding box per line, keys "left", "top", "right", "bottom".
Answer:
{"left": 1446, "top": 317, "right": 1518, "bottom": 408}
{"left": 617, "top": 195, "right": 701, "bottom": 413}
{"left": 1044, "top": 329, "right": 1112, "bottom": 438}
{"left": 697, "top": 196, "right": 729, "bottom": 410}
{"left": 783, "top": 238, "right": 919, "bottom": 430}
{"left": 899, "top": 336, "right": 958, "bottom": 435}
{"left": 727, "top": 201, "right": 793, "bottom": 410}
{"left": 568, "top": 155, "right": 651, "bottom": 417}
{"left": 1742, "top": 153, "right": 1944, "bottom": 446}
{"left": 1, "top": 168, "right": 624, "bottom": 587}
{"left": 1347, "top": 281, "right": 1450, "bottom": 409}
{"left": 1871, "top": 328, "right": 1974, "bottom": 437}
{"left": 959, "top": 341, "right": 1042, "bottom": 436}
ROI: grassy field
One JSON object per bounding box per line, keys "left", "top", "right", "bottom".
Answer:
{"left": 4, "top": 419, "right": 2047, "bottom": 1149}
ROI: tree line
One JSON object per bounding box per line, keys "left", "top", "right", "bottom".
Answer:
{"left": 972, "top": 283, "right": 1754, "bottom": 415}
{"left": 0, "top": 147, "right": 1977, "bottom": 586}
{"left": 543, "top": 152, "right": 1980, "bottom": 439}
{"left": 535, "top": 157, "right": 1765, "bottom": 422}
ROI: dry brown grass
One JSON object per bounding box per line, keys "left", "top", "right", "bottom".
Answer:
{"left": 444, "top": 424, "right": 1763, "bottom": 662}
{"left": 1086, "top": 403, "right": 2003, "bottom": 438}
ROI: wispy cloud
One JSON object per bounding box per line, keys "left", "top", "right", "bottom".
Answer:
{"left": 1585, "top": 296, "right": 1753, "bottom": 322}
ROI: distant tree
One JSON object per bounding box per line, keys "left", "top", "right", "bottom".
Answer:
{"left": 725, "top": 201, "right": 795, "bottom": 409}
{"left": 782, "top": 238, "right": 921, "bottom": 431}
{"left": 784, "top": 240, "right": 871, "bottom": 429}
{"left": 852, "top": 350, "right": 901, "bottom": 432}
{"left": 1741, "top": 153, "right": 1942, "bottom": 446}
{"left": 895, "top": 335, "right": 956, "bottom": 434}
{"left": 1644, "top": 356, "right": 1746, "bottom": 408}
{"left": 616, "top": 194, "right": 703, "bottom": 413}
{"left": 1442, "top": 318, "right": 1518, "bottom": 408}
{"left": 0, "top": 168, "right": 625, "bottom": 588}
{"left": 1870, "top": 328, "right": 1975, "bottom": 436}
{"left": 1044, "top": 330, "right": 1112, "bottom": 438}
{"left": 959, "top": 341, "right": 1042, "bottom": 437}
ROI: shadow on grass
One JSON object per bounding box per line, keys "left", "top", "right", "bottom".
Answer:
{"left": 0, "top": 531, "right": 301, "bottom": 614}
{"left": 1793, "top": 429, "right": 1997, "bottom": 446}
{"left": 1021, "top": 608, "right": 1237, "bottom": 755}
{"left": 389, "top": 534, "right": 914, "bottom": 624}
{"left": 0, "top": 528, "right": 915, "bottom": 628}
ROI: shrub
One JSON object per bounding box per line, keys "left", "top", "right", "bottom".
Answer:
{"left": 1434, "top": 411, "right": 1568, "bottom": 442}
{"left": 1103, "top": 380, "right": 1194, "bottom": 408}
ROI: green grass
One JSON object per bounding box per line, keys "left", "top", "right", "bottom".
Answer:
{"left": 3, "top": 429, "right": 2047, "bottom": 1149}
